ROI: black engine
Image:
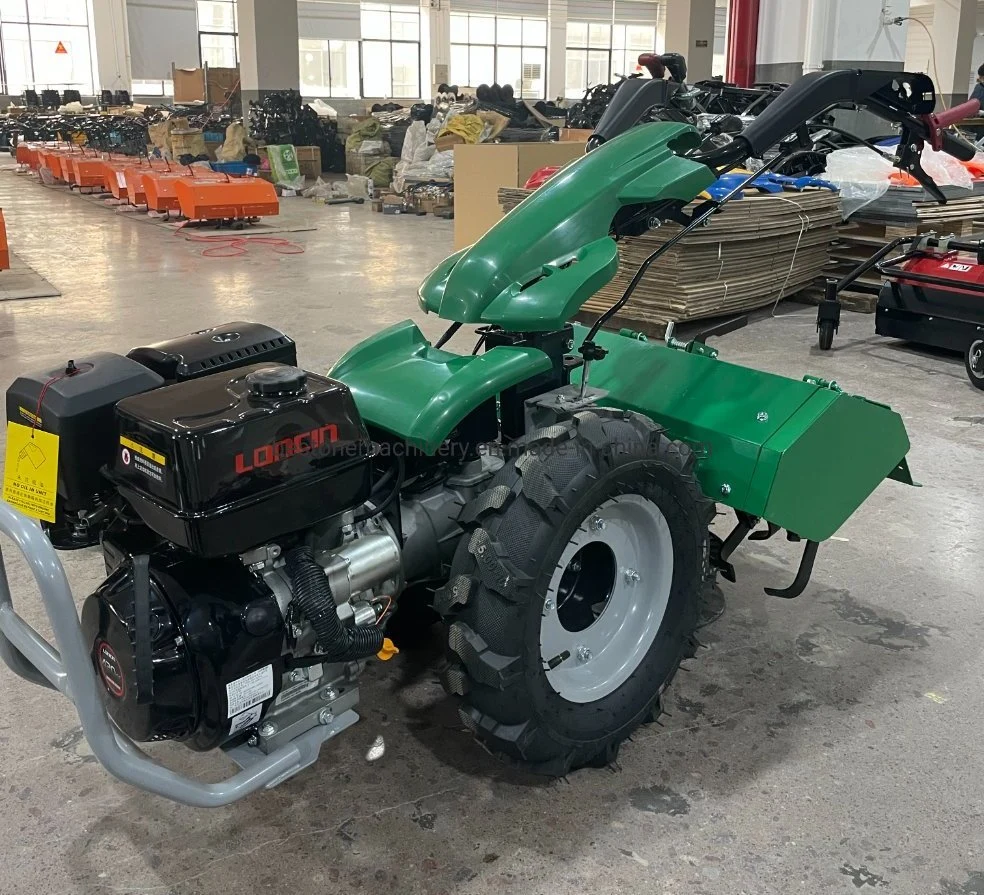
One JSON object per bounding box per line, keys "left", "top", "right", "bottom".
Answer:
{"left": 6, "top": 323, "right": 400, "bottom": 752}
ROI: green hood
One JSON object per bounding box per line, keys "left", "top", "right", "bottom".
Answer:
{"left": 418, "top": 123, "right": 714, "bottom": 332}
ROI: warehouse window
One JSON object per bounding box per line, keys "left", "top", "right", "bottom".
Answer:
{"left": 132, "top": 79, "right": 175, "bottom": 97}
{"left": 0, "top": 0, "right": 95, "bottom": 95}
{"left": 450, "top": 13, "right": 547, "bottom": 99}
{"left": 197, "top": 0, "right": 238, "bottom": 68}
{"left": 565, "top": 20, "right": 660, "bottom": 99}
{"left": 299, "top": 38, "right": 361, "bottom": 98}
{"left": 360, "top": 3, "right": 420, "bottom": 98}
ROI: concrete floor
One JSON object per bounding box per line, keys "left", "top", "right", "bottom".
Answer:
{"left": 0, "top": 166, "right": 983, "bottom": 895}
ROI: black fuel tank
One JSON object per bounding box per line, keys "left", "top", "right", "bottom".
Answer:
{"left": 110, "top": 364, "right": 373, "bottom": 556}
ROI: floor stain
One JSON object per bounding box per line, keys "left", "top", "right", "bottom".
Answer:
{"left": 675, "top": 695, "right": 706, "bottom": 717}
{"left": 953, "top": 416, "right": 984, "bottom": 426}
{"left": 50, "top": 726, "right": 97, "bottom": 764}
{"left": 797, "top": 590, "right": 941, "bottom": 663}
{"left": 411, "top": 805, "right": 437, "bottom": 831}
{"left": 937, "top": 871, "right": 984, "bottom": 894}
{"left": 840, "top": 863, "right": 889, "bottom": 888}
{"left": 629, "top": 785, "right": 691, "bottom": 816}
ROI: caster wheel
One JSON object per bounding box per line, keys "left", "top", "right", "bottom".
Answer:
{"left": 817, "top": 319, "right": 836, "bottom": 351}
{"left": 966, "top": 338, "right": 984, "bottom": 390}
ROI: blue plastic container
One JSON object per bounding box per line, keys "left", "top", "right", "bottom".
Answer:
{"left": 209, "top": 161, "right": 257, "bottom": 177}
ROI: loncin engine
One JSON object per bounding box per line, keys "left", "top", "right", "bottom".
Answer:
{"left": 5, "top": 323, "right": 487, "bottom": 759}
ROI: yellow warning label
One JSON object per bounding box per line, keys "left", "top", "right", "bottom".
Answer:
{"left": 120, "top": 435, "right": 166, "bottom": 466}
{"left": 18, "top": 406, "right": 41, "bottom": 426}
{"left": 3, "top": 422, "right": 59, "bottom": 523}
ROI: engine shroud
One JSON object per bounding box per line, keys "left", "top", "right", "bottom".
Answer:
{"left": 110, "top": 363, "right": 374, "bottom": 557}
{"left": 80, "top": 548, "right": 285, "bottom": 750}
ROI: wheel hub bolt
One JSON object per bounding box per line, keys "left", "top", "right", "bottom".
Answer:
{"left": 590, "top": 516, "right": 607, "bottom": 531}
{"left": 576, "top": 645, "right": 592, "bottom": 664}
{"left": 542, "top": 598, "right": 554, "bottom": 614}
{"left": 624, "top": 568, "right": 641, "bottom": 585}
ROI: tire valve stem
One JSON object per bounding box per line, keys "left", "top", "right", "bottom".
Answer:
{"left": 545, "top": 650, "right": 571, "bottom": 670}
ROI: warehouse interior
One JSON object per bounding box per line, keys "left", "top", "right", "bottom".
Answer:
{"left": 0, "top": 2, "right": 983, "bottom": 894}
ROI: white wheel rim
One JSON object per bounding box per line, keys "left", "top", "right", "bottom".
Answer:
{"left": 539, "top": 494, "right": 674, "bottom": 704}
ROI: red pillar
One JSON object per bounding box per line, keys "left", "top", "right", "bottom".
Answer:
{"left": 726, "top": 0, "right": 759, "bottom": 87}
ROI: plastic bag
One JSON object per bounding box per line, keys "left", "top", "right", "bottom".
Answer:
{"left": 823, "top": 146, "right": 894, "bottom": 218}
{"left": 344, "top": 117, "right": 381, "bottom": 153}
{"left": 393, "top": 121, "right": 435, "bottom": 191}
{"left": 437, "top": 113, "right": 484, "bottom": 144}
{"left": 921, "top": 145, "right": 973, "bottom": 190}
{"left": 357, "top": 139, "right": 385, "bottom": 155}
{"left": 302, "top": 177, "right": 341, "bottom": 199}
{"left": 345, "top": 174, "right": 373, "bottom": 199}
{"left": 265, "top": 144, "right": 306, "bottom": 190}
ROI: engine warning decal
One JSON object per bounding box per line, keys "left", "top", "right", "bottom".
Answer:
{"left": 229, "top": 704, "right": 262, "bottom": 736}
{"left": 120, "top": 436, "right": 166, "bottom": 466}
{"left": 3, "top": 421, "right": 59, "bottom": 523}
{"left": 226, "top": 665, "right": 274, "bottom": 717}
{"left": 120, "top": 435, "right": 166, "bottom": 484}
{"left": 17, "top": 406, "right": 42, "bottom": 426}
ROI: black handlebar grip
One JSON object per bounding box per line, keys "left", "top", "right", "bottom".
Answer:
{"left": 941, "top": 129, "right": 977, "bottom": 162}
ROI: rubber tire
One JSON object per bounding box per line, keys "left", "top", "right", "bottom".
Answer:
{"left": 818, "top": 319, "right": 836, "bottom": 351}
{"left": 966, "top": 339, "right": 984, "bottom": 390}
{"left": 435, "top": 409, "right": 713, "bottom": 776}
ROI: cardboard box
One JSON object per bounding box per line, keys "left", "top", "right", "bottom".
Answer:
{"left": 434, "top": 132, "right": 465, "bottom": 153}
{"left": 453, "top": 141, "right": 587, "bottom": 249}
{"left": 295, "top": 145, "right": 322, "bottom": 177}
{"left": 172, "top": 67, "right": 205, "bottom": 103}
{"left": 559, "top": 128, "right": 594, "bottom": 142}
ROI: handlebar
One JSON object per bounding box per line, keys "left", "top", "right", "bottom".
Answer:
{"left": 933, "top": 99, "right": 980, "bottom": 129}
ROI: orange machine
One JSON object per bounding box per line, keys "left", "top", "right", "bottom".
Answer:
{"left": 122, "top": 159, "right": 173, "bottom": 207}
{"left": 0, "top": 209, "right": 9, "bottom": 270}
{"left": 71, "top": 154, "right": 111, "bottom": 189}
{"left": 15, "top": 142, "right": 39, "bottom": 171}
{"left": 173, "top": 176, "right": 279, "bottom": 223}
{"left": 101, "top": 159, "right": 138, "bottom": 200}
{"left": 142, "top": 168, "right": 223, "bottom": 215}
{"left": 37, "top": 148, "right": 68, "bottom": 181}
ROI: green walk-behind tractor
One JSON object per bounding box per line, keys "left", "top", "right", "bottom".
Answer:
{"left": 0, "top": 68, "right": 969, "bottom": 807}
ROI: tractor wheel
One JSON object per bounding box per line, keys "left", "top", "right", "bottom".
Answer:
{"left": 818, "top": 319, "right": 836, "bottom": 351}
{"left": 966, "top": 339, "right": 984, "bottom": 390}
{"left": 436, "top": 409, "right": 713, "bottom": 776}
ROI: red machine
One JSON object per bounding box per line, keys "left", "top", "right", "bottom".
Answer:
{"left": 818, "top": 234, "right": 984, "bottom": 389}
{"left": 173, "top": 175, "right": 278, "bottom": 224}
{"left": 0, "top": 209, "right": 9, "bottom": 271}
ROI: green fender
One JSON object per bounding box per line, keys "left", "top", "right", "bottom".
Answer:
{"left": 576, "top": 325, "right": 912, "bottom": 542}
{"left": 330, "top": 319, "right": 552, "bottom": 454}
{"left": 417, "top": 123, "right": 715, "bottom": 332}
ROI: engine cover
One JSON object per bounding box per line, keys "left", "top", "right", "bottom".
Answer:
{"left": 110, "top": 363, "right": 374, "bottom": 556}
{"left": 80, "top": 548, "right": 285, "bottom": 750}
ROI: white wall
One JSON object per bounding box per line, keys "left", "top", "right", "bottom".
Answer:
{"left": 127, "top": 0, "right": 199, "bottom": 80}
{"left": 828, "top": 0, "right": 910, "bottom": 64}
{"left": 757, "top": 0, "right": 806, "bottom": 65}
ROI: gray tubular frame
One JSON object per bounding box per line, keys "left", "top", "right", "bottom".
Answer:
{"left": 0, "top": 500, "right": 328, "bottom": 808}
